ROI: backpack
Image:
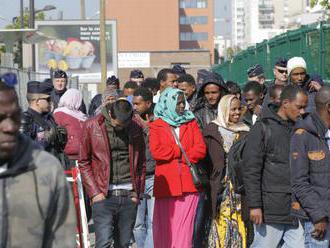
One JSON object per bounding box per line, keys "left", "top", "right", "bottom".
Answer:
{"left": 227, "top": 119, "right": 271, "bottom": 194}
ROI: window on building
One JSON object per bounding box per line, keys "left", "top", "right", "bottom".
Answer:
{"left": 180, "top": 32, "right": 208, "bottom": 41}
{"left": 180, "top": 16, "right": 208, "bottom": 25}
{"left": 179, "top": 0, "right": 208, "bottom": 8}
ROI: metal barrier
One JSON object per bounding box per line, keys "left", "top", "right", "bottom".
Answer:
{"left": 212, "top": 21, "right": 330, "bottom": 85}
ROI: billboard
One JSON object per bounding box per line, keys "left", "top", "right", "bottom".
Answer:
{"left": 35, "top": 20, "right": 117, "bottom": 83}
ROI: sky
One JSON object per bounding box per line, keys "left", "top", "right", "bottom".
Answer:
{"left": 0, "top": 0, "right": 100, "bottom": 28}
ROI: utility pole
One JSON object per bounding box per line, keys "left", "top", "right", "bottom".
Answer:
{"left": 80, "top": 0, "right": 86, "bottom": 19}
{"left": 100, "top": 0, "right": 107, "bottom": 84}
{"left": 20, "top": 0, "right": 24, "bottom": 28}
{"left": 29, "top": 0, "right": 36, "bottom": 71}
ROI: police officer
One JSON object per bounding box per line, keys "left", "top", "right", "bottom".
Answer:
{"left": 51, "top": 70, "right": 68, "bottom": 109}
{"left": 21, "top": 81, "right": 67, "bottom": 162}
{"left": 50, "top": 70, "right": 87, "bottom": 113}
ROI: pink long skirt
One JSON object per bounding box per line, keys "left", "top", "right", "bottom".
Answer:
{"left": 153, "top": 192, "right": 199, "bottom": 248}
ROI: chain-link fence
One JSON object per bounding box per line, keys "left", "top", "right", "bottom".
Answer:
{"left": 0, "top": 66, "right": 80, "bottom": 110}
{"left": 213, "top": 21, "right": 330, "bottom": 85}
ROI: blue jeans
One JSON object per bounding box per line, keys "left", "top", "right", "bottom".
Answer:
{"left": 133, "top": 176, "right": 155, "bottom": 248}
{"left": 92, "top": 195, "right": 137, "bottom": 248}
{"left": 251, "top": 222, "right": 304, "bottom": 248}
{"left": 193, "top": 191, "right": 209, "bottom": 248}
{"left": 304, "top": 221, "right": 330, "bottom": 248}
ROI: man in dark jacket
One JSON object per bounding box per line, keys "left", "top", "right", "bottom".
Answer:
{"left": 21, "top": 81, "right": 67, "bottom": 160}
{"left": 243, "top": 85, "right": 308, "bottom": 247}
{"left": 51, "top": 70, "right": 87, "bottom": 113}
{"left": 132, "top": 87, "right": 156, "bottom": 248}
{"left": 193, "top": 72, "right": 227, "bottom": 129}
{"left": 287, "top": 57, "right": 322, "bottom": 113}
{"left": 88, "top": 75, "right": 120, "bottom": 117}
{"left": 291, "top": 86, "right": 330, "bottom": 247}
{"left": 178, "top": 74, "right": 198, "bottom": 111}
{"left": 242, "top": 81, "right": 264, "bottom": 127}
{"left": 262, "top": 58, "right": 288, "bottom": 107}
{"left": 0, "top": 76, "right": 75, "bottom": 247}
{"left": 79, "top": 99, "right": 146, "bottom": 248}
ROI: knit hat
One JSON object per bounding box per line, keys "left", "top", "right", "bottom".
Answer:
{"left": 287, "top": 57, "right": 307, "bottom": 75}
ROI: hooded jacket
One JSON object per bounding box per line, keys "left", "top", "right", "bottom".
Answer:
{"left": 0, "top": 134, "right": 76, "bottom": 247}
{"left": 290, "top": 113, "right": 330, "bottom": 224}
{"left": 193, "top": 79, "right": 227, "bottom": 129}
{"left": 243, "top": 104, "right": 297, "bottom": 225}
{"left": 289, "top": 74, "right": 316, "bottom": 113}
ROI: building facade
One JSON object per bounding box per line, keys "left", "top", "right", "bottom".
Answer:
{"left": 105, "top": 0, "right": 214, "bottom": 80}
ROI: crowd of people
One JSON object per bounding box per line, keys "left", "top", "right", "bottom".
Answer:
{"left": 0, "top": 55, "right": 330, "bottom": 248}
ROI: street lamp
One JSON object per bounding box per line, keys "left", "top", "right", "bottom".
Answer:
{"left": 35, "top": 5, "right": 56, "bottom": 14}
{"left": 29, "top": 1, "right": 56, "bottom": 71}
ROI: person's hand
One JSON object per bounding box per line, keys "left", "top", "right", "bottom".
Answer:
{"left": 44, "top": 128, "right": 56, "bottom": 143}
{"left": 92, "top": 193, "right": 105, "bottom": 204}
{"left": 312, "top": 218, "right": 328, "bottom": 240}
{"left": 250, "top": 208, "right": 263, "bottom": 225}
{"left": 131, "top": 196, "right": 139, "bottom": 204}
{"left": 309, "top": 81, "right": 322, "bottom": 92}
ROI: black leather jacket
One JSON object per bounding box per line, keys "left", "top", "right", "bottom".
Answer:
{"left": 20, "top": 108, "right": 67, "bottom": 156}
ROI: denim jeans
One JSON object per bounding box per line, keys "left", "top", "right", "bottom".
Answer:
{"left": 133, "top": 176, "right": 155, "bottom": 248}
{"left": 251, "top": 222, "right": 304, "bottom": 248}
{"left": 92, "top": 195, "right": 137, "bottom": 248}
{"left": 304, "top": 221, "right": 330, "bottom": 248}
{"left": 193, "top": 191, "right": 209, "bottom": 248}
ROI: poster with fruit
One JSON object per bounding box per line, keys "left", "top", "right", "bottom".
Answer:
{"left": 36, "top": 20, "right": 117, "bottom": 83}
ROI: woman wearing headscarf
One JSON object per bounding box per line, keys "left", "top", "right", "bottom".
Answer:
{"left": 54, "top": 88, "right": 87, "bottom": 168}
{"left": 149, "top": 87, "right": 206, "bottom": 248}
{"left": 203, "top": 95, "right": 250, "bottom": 248}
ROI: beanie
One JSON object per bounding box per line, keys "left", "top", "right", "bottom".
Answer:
{"left": 287, "top": 57, "right": 307, "bottom": 75}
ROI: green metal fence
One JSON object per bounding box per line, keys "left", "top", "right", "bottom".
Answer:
{"left": 212, "top": 22, "right": 330, "bottom": 85}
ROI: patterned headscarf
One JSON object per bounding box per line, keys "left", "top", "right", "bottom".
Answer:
{"left": 154, "top": 87, "right": 195, "bottom": 127}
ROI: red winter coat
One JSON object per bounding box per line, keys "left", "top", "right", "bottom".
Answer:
{"left": 54, "top": 111, "right": 84, "bottom": 160}
{"left": 78, "top": 114, "right": 146, "bottom": 199}
{"left": 149, "top": 118, "right": 206, "bottom": 199}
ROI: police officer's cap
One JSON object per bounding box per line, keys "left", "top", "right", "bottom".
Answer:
{"left": 130, "top": 69, "right": 144, "bottom": 79}
{"left": 247, "top": 64, "right": 264, "bottom": 78}
{"left": 106, "top": 75, "right": 120, "bottom": 86}
{"left": 54, "top": 70, "right": 68, "bottom": 79}
{"left": 172, "top": 64, "right": 186, "bottom": 76}
{"left": 27, "top": 81, "right": 53, "bottom": 95}
{"left": 275, "top": 58, "right": 288, "bottom": 68}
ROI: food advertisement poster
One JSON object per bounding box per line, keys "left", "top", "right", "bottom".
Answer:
{"left": 36, "top": 20, "right": 117, "bottom": 83}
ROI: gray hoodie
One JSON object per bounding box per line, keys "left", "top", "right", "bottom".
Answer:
{"left": 0, "top": 134, "right": 76, "bottom": 248}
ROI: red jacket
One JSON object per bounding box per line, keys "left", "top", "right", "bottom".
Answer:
{"left": 53, "top": 111, "right": 84, "bottom": 160}
{"left": 78, "top": 114, "right": 146, "bottom": 199}
{"left": 149, "top": 119, "right": 206, "bottom": 199}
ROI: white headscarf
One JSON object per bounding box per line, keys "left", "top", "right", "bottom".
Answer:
{"left": 212, "top": 95, "right": 250, "bottom": 152}
{"left": 54, "top": 88, "right": 87, "bottom": 121}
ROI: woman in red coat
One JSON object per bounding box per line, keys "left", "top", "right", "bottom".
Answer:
{"left": 54, "top": 88, "right": 87, "bottom": 168}
{"left": 150, "top": 87, "right": 206, "bottom": 248}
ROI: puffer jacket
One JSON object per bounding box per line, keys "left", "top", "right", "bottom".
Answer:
{"left": 290, "top": 113, "right": 330, "bottom": 224}
{"left": 0, "top": 134, "right": 76, "bottom": 248}
{"left": 243, "top": 104, "right": 298, "bottom": 225}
